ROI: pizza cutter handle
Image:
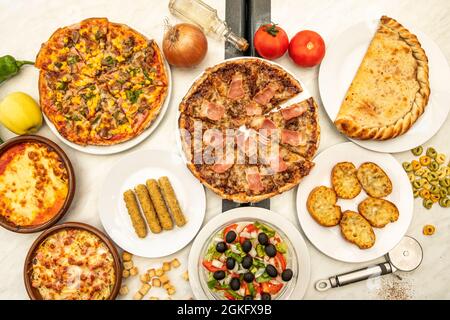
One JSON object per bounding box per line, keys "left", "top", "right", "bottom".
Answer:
{"left": 315, "top": 262, "right": 393, "bottom": 291}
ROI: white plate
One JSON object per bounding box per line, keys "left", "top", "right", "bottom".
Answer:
{"left": 188, "top": 207, "right": 311, "bottom": 300}
{"left": 296, "top": 142, "right": 413, "bottom": 263}
{"left": 44, "top": 59, "right": 172, "bottom": 155}
{"left": 98, "top": 149, "right": 206, "bottom": 258}
{"left": 319, "top": 19, "right": 450, "bottom": 153}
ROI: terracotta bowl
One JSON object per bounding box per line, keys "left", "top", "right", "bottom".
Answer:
{"left": 0, "top": 135, "right": 75, "bottom": 233}
{"left": 24, "top": 222, "right": 122, "bottom": 300}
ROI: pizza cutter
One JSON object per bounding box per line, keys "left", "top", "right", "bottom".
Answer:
{"left": 315, "top": 236, "right": 423, "bottom": 291}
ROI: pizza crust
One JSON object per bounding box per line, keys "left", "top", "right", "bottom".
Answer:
{"left": 334, "top": 16, "right": 430, "bottom": 140}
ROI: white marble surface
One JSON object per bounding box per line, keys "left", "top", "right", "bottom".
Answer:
{"left": 0, "top": 0, "right": 449, "bottom": 300}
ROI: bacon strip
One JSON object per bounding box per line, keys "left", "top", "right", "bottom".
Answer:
{"left": 281, "top": 129, "right": 306, "bottom": 146}
{"left": 212, "top": 162, "right": 234, "bottom": 173}
{"left": 203, "top": 129, "right": 223, "bottom": 147}
{"left": 200, "top": 102, "right": 225, "bottom": 121}
{"left": 281, "top": 103, "right": 307, "bottom": 121}
{"left": 245, "top": 167, "right": 264, "bottom": 193}
{"left": 245, "top": 101, "right": 262, "bottom": 116}
{"left": 227, "top": 74, "right": 245, "bottom": 100}
{"left": 253, "top": 83, "right": 279, "bottom": 105}
{"left": 268, "top": 155, "right": 288, "bottom": 173}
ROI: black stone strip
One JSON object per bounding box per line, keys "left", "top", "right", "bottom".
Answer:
{"left": 222, "top": 0, "right": 271, "bottom": 212}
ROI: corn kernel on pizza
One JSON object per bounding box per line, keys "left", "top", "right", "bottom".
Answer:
{"left": 36, "top": 18, "right": 168, "bottom": 145}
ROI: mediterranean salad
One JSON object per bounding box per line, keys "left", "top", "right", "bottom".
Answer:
{"left": 202, "top": 221, "right": 294, "bottom": 300}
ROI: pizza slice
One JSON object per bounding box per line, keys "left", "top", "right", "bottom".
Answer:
{"left": 88, "top": 90, "right": 134, "bottom": 145}
{"left": 103, "top": 22, "right": 149, "bottom": 66}
{"left": 36, "top": 32, "right": 85, "bottom": 74}
{"left": 248, "top": 98, "right": 320, "bottom": 160}
{"left": 36, "top": 18, "right": 109, "bottom": 77}
{"left": 248, "top": 59, "right": 303, "bottom": 113}
{"left": 112, "top": 85, "right": 167, "bottom": 134}
{"left": 179, "top": 75, "right": 235, "bottom": 126}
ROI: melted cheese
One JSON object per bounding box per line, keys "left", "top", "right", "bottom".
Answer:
{"left": 0, "top": 143, "right": 69, "bottom": 226}
{"left": 31, "top": 229, "right": 116, "bottom": 300}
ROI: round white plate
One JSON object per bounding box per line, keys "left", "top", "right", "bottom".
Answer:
{"left": 188, "top": 207, "right": 311, "bottom": 300}
{"left": 296, "top": 142, "right": 413, "bottom": 263}
{"left": 98, "top": 149, "right": 206, "bottom": 258}
{"left": 44, "top": 59, "right": 172, "bottom": 155}
{"left": 319, "top": 19, "right": 450, "bottom": 153}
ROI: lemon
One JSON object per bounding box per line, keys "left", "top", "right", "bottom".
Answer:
{"left": 0, "top": 92, "right": 42, "bottom": 135}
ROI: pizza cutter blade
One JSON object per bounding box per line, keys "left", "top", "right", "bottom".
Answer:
{"left": 315, "top": 236, "right": 423, "bottom": 291}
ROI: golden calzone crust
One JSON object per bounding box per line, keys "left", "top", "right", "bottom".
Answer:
{"left": 334, "top": 16, "right": 430, "bottom": 140}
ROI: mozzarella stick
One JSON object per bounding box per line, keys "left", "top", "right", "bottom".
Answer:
{"left": 123, "top": 190, "right": 147, "bottom": 238}
{"left": 135, "top": 184, "right": 162, "bottom": 234}
{"left": 146, "top": 179, "right": 173, "bottom": 230}
{"left": 158, "top": 177, "right": 187, "bottom": 227}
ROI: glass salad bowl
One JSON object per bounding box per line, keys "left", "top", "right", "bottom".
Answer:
{"left": 197, "top": 217, "right": 298, "bottom": 300}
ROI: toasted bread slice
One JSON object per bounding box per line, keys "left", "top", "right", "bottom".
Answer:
{"left": 340, "top": 210, "right": 376, "bottom": 249}
{"left": 358, "top": 197, "right": 399, "bottom": 228}
{"left": 331, "top": 162, "right": 362, "bottom": 199}
{"left": 307, "top": 186, "right": 342, "bottom": 227}
{"left": 357, "top": 162, "right": 392, "bottom": 198}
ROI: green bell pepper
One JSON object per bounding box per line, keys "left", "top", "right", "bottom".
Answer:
{"left": 0, "top": 55, "right": 34, "bottom": 85}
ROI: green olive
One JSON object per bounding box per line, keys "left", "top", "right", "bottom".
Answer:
{"left": 440, "top": 188, "right": 448, "bottom": 198}
{"left": 430, "top": 179, "right": 439, "bottom": 186}
{"left": 440, "top": 179, "right": 450, "bottom": 188}
{"left": 413, "top": 189, "right": 420, "bottom": 198}
{"left": 439, "top": 197, "right": 449, "bottom": 208}
{"left": 412, "top": 180, "right": 422, "bottom": 189}
{"left": 411, "top": 146, "right": 423, "bottom": 156}
{"left": 428, "top": 161, "right": 440, "bottom": 172}
{"left": 402, "top": 162, "right": 413, "bottom": 172}
{"left": 427, "top": 172, "right": 438, "bottom": 181}
{"left": 426, "top": 147, "right": 437, "bottom": 159}
{"left": 423, "top": 199, "right": 433, "bottom": 209}
{"left": 430, "top": 185, "right": 440, "bottom": 194}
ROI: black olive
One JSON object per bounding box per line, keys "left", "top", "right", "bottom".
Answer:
{"left": 213, "top": 270, "right": 225, "bottom": 280}
{"left": 226, "top": 257, "right": 236, "bottom": 270}
{"left": 216, "top": 241, "right": 227, "bottom": 253}
{"left": 282, "top": 269, "right": 293, "bottom": 281}
{"left": 266, "top": 264, "right": 278, "bottom": 277}
{"left": 225, "top": 231, "right": 237, "bottom": 243}
{"left": 261, "top": 292, "right": 271, "bottom": 300}
{"left": 242, "top": 239, "right": 252, "bottom": 253}
{"left": 241, "top": 255, "right": 253, "bottom": 269}
{"left": 265, "top": 244, "right": 277, "bottom": 257}
{"left": 258, "top": 232, "right": 269, "bottom": 245}
{"left": 243, "top": 272, "right": 255, "bottom": 283}
{"left": 229, "top": 277, "right": 240, "bottom": 291}
{"left": 243, "top": 295, "right": 253, "bottom": 300}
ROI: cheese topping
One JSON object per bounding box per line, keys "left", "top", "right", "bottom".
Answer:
{"left": 0, "top": 142, "right": 69, "bottom": 226}
{"left": 31, "top": 229, "right": 116, "bottom": 300}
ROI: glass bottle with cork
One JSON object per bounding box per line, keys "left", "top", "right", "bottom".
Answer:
{"left": 168, "top": 0, "right": 249, "bottom": 52}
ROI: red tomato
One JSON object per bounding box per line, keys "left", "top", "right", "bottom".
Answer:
{"left": 202, "top": 260, "right": 225, "bottom": 272}
{"left": 223, "top": 223, "right": 239, "bottom": 242}
{"left": 254, "top": 23, "right": 289, "bottom": 60}
{"left": 261, "top": 282, "right": 283, "bottom": 295}
{"left": 274, "top": 252, "right": 287, "bottom": 271}
{"left": 224, "top": 292, "right": 236, "bottom": 300}
{"left": 288, "top": 30, "right": 326, "bottom": 67}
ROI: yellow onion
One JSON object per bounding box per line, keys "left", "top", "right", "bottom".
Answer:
{"left": 163, "top": 23, "right": 208, "bottom": 68}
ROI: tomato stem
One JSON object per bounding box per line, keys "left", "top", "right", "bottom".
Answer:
{"left": 264, "top": 23, "right": 279, "bottom": 37}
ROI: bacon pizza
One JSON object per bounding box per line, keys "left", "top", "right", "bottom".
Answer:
{"left": 179, "top": 58, "right": 320, "bottom": 202}
{"left": 36, "top": 18, "right": 168, "bottom": 145}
